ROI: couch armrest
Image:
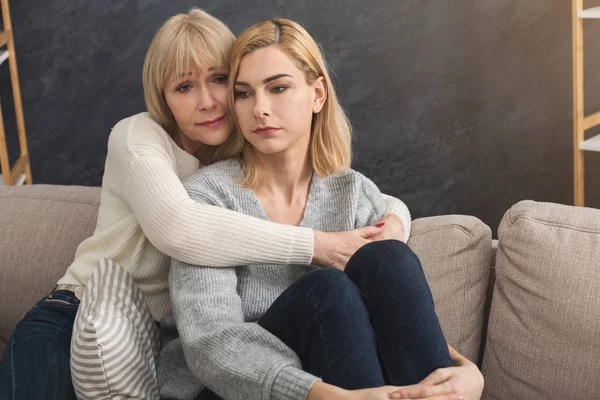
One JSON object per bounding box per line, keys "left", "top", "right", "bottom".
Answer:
{"left": 0, "top": 184, "right": 101, "bottom": 355}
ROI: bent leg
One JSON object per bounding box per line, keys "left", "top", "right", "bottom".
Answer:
{"left": 258, "top": 268, "right": 385, "bottom": 389}
{"left": 345, "top": 240, "right": 452, "bottom": 385}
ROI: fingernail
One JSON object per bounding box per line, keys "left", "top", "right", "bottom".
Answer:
{"left": 375, "top": 223, "right": 385, "bottom": 228}
{"left": 455, "top": 396, "right": 465, "bottom": 400}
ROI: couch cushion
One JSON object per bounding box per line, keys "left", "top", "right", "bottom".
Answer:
{"left": 0, "top": 184, "right": 100, "bottom": 355}
{"left": 482, "top": 200, "right": 600, "bottom": 399}
{"left": 408, "top": 215, "right": 492, "bottom": 363}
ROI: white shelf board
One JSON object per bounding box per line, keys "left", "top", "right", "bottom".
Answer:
{"left": 579, "top": 7, "right": 600, "bottom": 19}
{"left": 580, "top": 134, "right": 600, "bottom": 152}
{"left": 0, "top": 50, "right": 7, "bottom": 65}
{"left": 0, "top": 173, "right": 25, "bottom": 186}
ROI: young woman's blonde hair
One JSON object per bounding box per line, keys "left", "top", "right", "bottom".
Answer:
{"left": 142, "top": 8, "right": 235, "bottom": 135}
{"left": 221, "top": 18, "right": 352, "bottom": 188}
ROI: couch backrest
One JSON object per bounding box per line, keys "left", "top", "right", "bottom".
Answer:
{"left": 0, "top": 184, "right": 495, "bottom": 365}
{"left": 482, "top": 200, "right": 600, "bottom": 399}
{"left": 0, "top": 185, "right": 101, "bottom": 355}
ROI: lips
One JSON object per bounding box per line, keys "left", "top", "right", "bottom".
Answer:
{"left": 197, "top": 115, "right": 225, "bottom": 127}
{"left": 253, "top": 126, "right": 280, "bottom": 135}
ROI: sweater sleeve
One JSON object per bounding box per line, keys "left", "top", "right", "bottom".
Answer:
{"left": 170, "top": 261, "right": 319, "bottom": 400}
{"left": 121, "top": 154, "right": 314, "bottom": 267}
{"left": 355, "top": 173, "right": 388, "bottom": 229}
{"left": 381, "top": 194, "right": 412, "bottom": 242}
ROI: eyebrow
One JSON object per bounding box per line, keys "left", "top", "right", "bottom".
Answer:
{"left": 176, "top": 66, "right": 222, "bottom": 79}
{"left": 235, "top": 73, "right": 293, "bottom": 86}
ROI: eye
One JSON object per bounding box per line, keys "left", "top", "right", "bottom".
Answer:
{"left": 212, "top": 74, "right": 228, "bottom": 84}
{"left": 234, "top": 91, "right": 251, "bottom": 99}
{"left": 271, "top": 86, "right": 288, "bottom": 94}
{"left": 176, "top": 83, "right": 192, "bottom": 93}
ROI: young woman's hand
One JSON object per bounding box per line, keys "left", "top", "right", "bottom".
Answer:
{"left": 388, "top": 346, "right": 484, "bottom": 400}
{"left": 370, "top": 214, "right": 405, "bottom": 242}
{"left": 347, "top": 386, "right": 416, "bottom": 400}
{"left": 312, "top": 226, "right": 383, "bottom": 270}
{"left": 308, "top": 381, "right": 414, "bottom": 400}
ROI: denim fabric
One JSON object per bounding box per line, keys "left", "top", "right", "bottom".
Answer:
{"left": 0, "top": 290, "right": 80, "bottom": 400}
{"left": 198, "top": 240, "right": 452, "bottom": 398}
{"left": 344, "top": 240, "right": 452, "bottom": 385}
{"left": 259, "top": 240, "right": 452, "bottom": 389}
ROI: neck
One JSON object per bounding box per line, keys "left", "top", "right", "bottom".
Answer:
{"left": 173, "top": 131, "right": 216, "bottom": 165}
{"left": 254, "top": 139, "right": 312, "bottom": 202}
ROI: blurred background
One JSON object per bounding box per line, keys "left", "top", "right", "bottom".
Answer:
{"left": 1, "top": 0, "right": 599, "bottom": 234}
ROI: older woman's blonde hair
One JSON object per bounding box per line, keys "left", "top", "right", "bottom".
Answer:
{"left": 221, "top": 18, "right": 352, "bottom": 188}
{"left": 142, "top": 8, "right": 235, "bottom": 135}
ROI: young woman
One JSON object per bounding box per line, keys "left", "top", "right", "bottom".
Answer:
{"left": 0, "top": 10, "right": 410, "bottom": 400}
{"left": 165, "top": 18, "right": 484, "bottom": 400}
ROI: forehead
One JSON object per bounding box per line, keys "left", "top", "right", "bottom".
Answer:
{"left": 237, "top": 46, "right": 302, "bottom": 83}
{"left": 166, "top": 64, "right": 223, "bottom": 82}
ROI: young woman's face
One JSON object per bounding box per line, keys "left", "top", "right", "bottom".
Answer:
{"left": 164, "top": 66, "right": 231, "bottom": 147}
{"left": 234, "top": 46, "right": 325, "bottom": 156}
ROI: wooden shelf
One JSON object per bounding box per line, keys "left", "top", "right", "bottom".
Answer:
{"left": 572, "top": 0, "right": 600, "bottom": 206}
{"left": 0, "top": 173, "right": 25, "bottom": 186}
{"left": 583, "top": 110, "right": 600, "bottom": 130}
{"left": 579, "top": 6, "right": 600, "bottom": 19}
{"left": 0, "top": 0, "right": 32, "bottom": 187}
{"left": 580, "top": 134, "right": 600, "bottom": 152}
{"left": 0, "top": 30, "right": 8, "bottom": 47}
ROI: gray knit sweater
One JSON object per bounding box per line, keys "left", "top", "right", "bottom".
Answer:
{"left": 159, "top": 159, "right": 386, "bottom": 400}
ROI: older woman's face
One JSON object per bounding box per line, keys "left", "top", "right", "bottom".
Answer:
{"left": 164, "top": 66, "right": 230, "bottom": 147}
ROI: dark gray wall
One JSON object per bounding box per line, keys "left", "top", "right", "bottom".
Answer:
{"left": 2, "top": 0, "right": 600, "bottom": 234}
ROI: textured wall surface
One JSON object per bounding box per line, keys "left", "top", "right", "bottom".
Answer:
{"left": 1, "top": 0, "right": 600, "bottom": 234}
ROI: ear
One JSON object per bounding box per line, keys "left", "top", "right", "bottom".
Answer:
{"left": 312, "top": 76, "right": 327, "bottom": 113}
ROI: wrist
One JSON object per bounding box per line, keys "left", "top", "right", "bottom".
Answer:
{"left": 311, "top": 230, "right": 327, "bottom": 267}
{"left": 307, "top": 381, "right": 347, "bottom": 400}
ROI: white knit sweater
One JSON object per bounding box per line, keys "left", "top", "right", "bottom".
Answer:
{"left": 57, "top": 112, "right": 411, "bottom": 320}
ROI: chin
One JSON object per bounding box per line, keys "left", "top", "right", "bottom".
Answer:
{"left": 253, "top": 144, "right": 287, "bottom": 155}
{"left": 200, "top": 130, "right": 231, "bottom": 146}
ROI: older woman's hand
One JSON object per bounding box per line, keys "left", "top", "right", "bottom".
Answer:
{"left": 312, "top": 213, "right": 406, "bottom": 271}
{"left": 312, "top": 225, "right": 383, "bottom": 270}
{"left": 388, "top": 346, "right": 484, "bottom": 400}
{"left": 370, "top": 214, "right": 405, "bottom": 242}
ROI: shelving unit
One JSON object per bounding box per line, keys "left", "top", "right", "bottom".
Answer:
{"left": 578, "top": 6, "right": 600, "bottom": 19}
{"left": 0, "top": 0, "right": 31, "bottom": 186}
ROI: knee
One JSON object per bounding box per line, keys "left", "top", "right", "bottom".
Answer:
{"left": 347, "top": 240, "right": 424, "bottom": 280}
{"left": 297, "top": 269, "right": 362, "bottom": 313}
{"left": 300, "top": 268, "right": 354, "bottom": 295}
{"left": 361, "top": 240, "right": 417, "bottom": 262}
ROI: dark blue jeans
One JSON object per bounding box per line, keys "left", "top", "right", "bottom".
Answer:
{"left": 260, "top": 240, "right": 452, "bottom": 388}
{"left": 0, "top": 290, "right": 79, "bottom": 400}
{"left": 200, "top": 240, "right": 451, "bottom": 398}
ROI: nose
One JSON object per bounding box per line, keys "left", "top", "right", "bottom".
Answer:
{"left": 252, "top": 92, "right": 270, "bottom": 119}
{"left": 197, "top": 86, "right": 217, "bottom": 111}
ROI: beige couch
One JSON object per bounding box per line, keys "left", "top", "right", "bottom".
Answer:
{"left": 1, "top": 184, "right": 599, "bottom": 399}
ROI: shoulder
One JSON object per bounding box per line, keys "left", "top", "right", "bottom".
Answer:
{"left": 319, "top": 169, "right": 381, "bottom": 196}
{"left": 108, "top": 112, "right": 173, "bottom": 159}
{"left": 323, "top": 169, "right": 384, "bottom": 212}
{"left": 185, "top": 159, "right": 242, "bottom": 187}
{"left": 183, "top": 159, "right": 243, "bottom": 200}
